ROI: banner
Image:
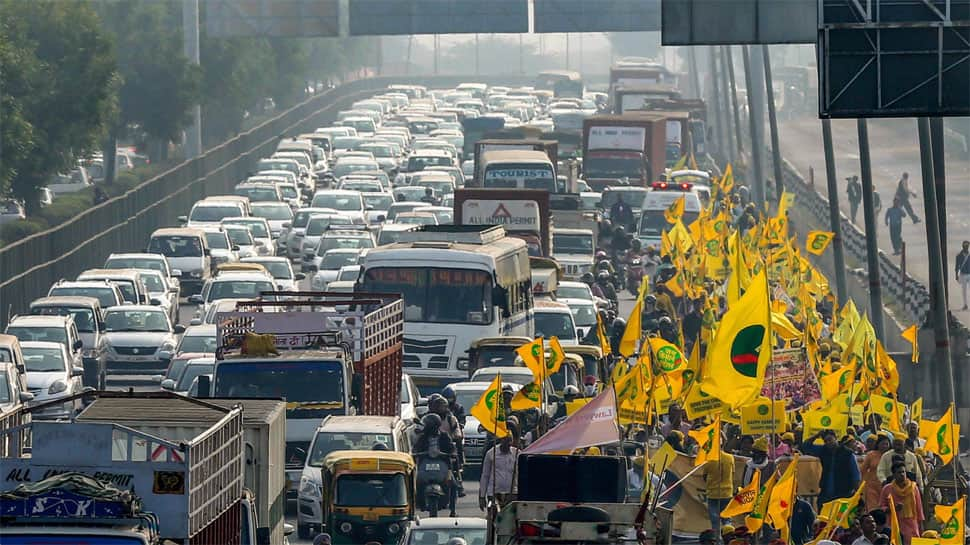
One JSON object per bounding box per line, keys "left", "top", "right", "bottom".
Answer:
{"left": 740, "top": 399, "right": 787, "bottom": 435}
{"left": 525, "top": 386, "right": 619, "bottom": 454}
{"left": 760, "top": 348, "right": 821, "bottom": 410}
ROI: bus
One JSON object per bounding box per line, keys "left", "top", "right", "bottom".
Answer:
{"left": 357, "top": 225, "right": 533, "bottom": 392}
{"left": 478, "top": 150, "right": 557, "bottom": 192}
{"left": 535, "top": 70, "right": 584, "bottom": 99}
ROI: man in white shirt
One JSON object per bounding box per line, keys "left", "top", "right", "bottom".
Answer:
{"left": 876, "top": 437, "right": 924, "bottom": 488}
{"left": 479, "top": 433, "right": 520, "bottom": 511}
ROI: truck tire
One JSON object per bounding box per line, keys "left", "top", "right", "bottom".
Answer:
{"left": 298, "top": 523, "right": 312, "bottom": 540}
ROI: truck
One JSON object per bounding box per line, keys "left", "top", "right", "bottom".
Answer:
{"left": 491, "top": 454, "right": 673, "bottom": 545}
{"left": 471, "top": 138, "right": 558, "bottom": 186}
{"left": 453, "top": 188, "right": 551, "bottom": 257}
{"left": 0, "top": 393, "right": 275, "bottom": 544}
{"left": 612, "top": 85, "right": 682, "bottom": 115}
{"left": 204, "top": 292, "right": 403, "bottom": 497}
{"left": 581, "top": 114, "right": 669, "bottom": 191}
{"left": 609, "top": 63, "right": 677, "bottom": 106}
{"left": 634, "top": 98, "right": 709, "bottom": 155}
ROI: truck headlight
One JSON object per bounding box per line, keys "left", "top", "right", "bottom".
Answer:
{"left": 299, "top": 476, "right": 320, "bottom": 499}
{"left": 456, "top": 357, "right": 469, "bottom": 370}
{"left": 49, "top": 379, "right": 68, "bottom": 395}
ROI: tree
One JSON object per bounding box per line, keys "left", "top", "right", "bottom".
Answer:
{"left": 0, "top": 0, "right": 118, "bottom": 212}
{"left": 0, "top": 37, "right": 37, "bottom": 197}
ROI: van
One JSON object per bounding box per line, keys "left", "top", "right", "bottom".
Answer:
{"left": 637, "top": 186, "right": 703, "bottom": 248}
{"left": 147, "top": 228, "right": 211, "bottom": 294}
{"left": 0, "top": 334, "right": 30, "bottom": 409}
{"left": 478, "top": 150, "right": 556, "bottom": 192}
{"left": 28, "top": 296, "right": 107, "bottom": 389}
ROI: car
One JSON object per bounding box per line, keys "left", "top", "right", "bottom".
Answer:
{"left": 222, "top": 217, "right": 274, "bottom": 256}
{"left": 470, "top": 366, "right": 535, "bottom": 386}
{"left": 400, "top": 373, "right": 423, "bottom": 423}
{"left": 222, "top": 224, "right": 259, "bottom": 259}
{"left": 298, "top": 212, "right": 355, "bottom": 259}
{"left": 102, "top": 305, "right": 184, "bottom": 377}
{"left": 181, "top": 198, "right": 249, "bottom": 227}
{"left": 156, "top": 323, "right": 216, "bottom": 386}
{"left": 0, "top": 200, "right": 26, "bottom": 226}
{"left": 104, "top": 252, "right": 180, "bottom": 281}
{"left": 20, "top": 341, "right": 83, "bottom": 419}
{"left": 376, "top": 224, "right": 418, "bottom": 246}
{"left": 147, "top": 228, "right": 211, "bottom": 294}
{"left": 534, "top": 300, "right": 581, "bottom": 346}
{"left": 5, "top": 314, "right": 85, "bottom": 381}
{"left": 241, "top": 257, "right": 304, "bottom": 291}
{"left": 305, "top": 229, "right": 375, "bottom": 273}
{"left": 77, "top": 268, "right": 152, "bottom": 306}
{"left": 309, "top": 249, "right": 364, "bottom": 290}
{"left": 393, "top": 211, "right": 438, "bottom": 226}
{"left": 46, "top": 168, "right": 91, "bottom": 195}
{"left": 446, "top": 381, "right": 522, "bottom": 466}
{"left": 234, "top": 181, "right": 284, "bottom": 204}
{"left": 412, "top": 205, "right": 453, "bottom": 225}
{"left": 28, "top": 296, "right": 107, "bottom": 389}
{"left": 189, "top": 272, "right": 276, "bottom": 319}
{"left": 385, "top": 201, "right": 429, "bottom": 221}
{"left": 559, "top": 298, "right": 597, "bottom": 340}
{"left": 250, "top": 202, "right": 295, "bottom": 240}
{"left": 309, "top": 190, "right": 366, "bottom": 225}
{"left": 48, "top": 280, "right": 126, "bottom": 310}
{"left": 409, "top": 171, "right": 456, "bottom": 196}
{"left": 160, "top": 356, "right": 214, "bottom": 395}
{"left": 297, "top": 415, "right": 411, "bottom": 538}
{"left": 402, "top": 517, "right": 488, "bottom": 545}
{"left": 199, "top": 227, "right": 240, "bottom": 266}
{"left": 135, "top": 269, "right": 179, "bottom": 324}
{"left": 336, "top": 178, "right": 383, "bottom": 194}
{"left": 393, "top": 186, "right": 431, "bottom": 202}
{"left": 362, "top": 192, "right": 395, "bottom": 224}
{"left": 282, "top": 207, "right": 342, "bottom": 259}
{"left": 0, "top": 335, "right": 33, "bottom": 414}
{"left": 331, "top": 156, "right": 381, "bottom": 180}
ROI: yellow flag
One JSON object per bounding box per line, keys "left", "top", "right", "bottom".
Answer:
{"left": 618, "top": 296, "right": 643, "bottom": 358}
{"left": 805, "top": 230, "right": 834, "bottom": 256}
{"left": 702, "top": 269, "right": 772, "bottom": 409}
{"left": 869, "top": 393, "right": 900, "bottom": 421}
{"left": 596, "top": 312, "right": 612, "bottom": 356}
{"left": 889, "top": 492, "right": 904, "bottom": 545}
{"left": 820, "top": 364, "right": 855, "bottom": 400}
{"left": 767, "top": 453, "right": 800, "bottom": 529}
{"left": 803, "top": 402, "right": 849, "bottom": 437}
{"left": 470, "top": 374, "right": 508, "bottom": 438}
{"left": 688, "top": 416, "right": 721, "bottom": 466}
{"left": 935, "top": 497, "right": 966, "bottom": 545}
{"left": 510, "top": 378, "right": 542, "bottom": 410}
{"left": 664, "top": 272, "right": 685, "bottom": 297}
{"left": 726, "top": 231, "right": 751, "bottom": 307}
{"left": 546, "top": 336, "right": 566, "bottom": 376}
{"left": 650, "top": 441, "right": 678, "bottom": 473}
{"left": 771, "top": 311, "right": 802, "bottom": 341}
{"left": 819, "top": 483, "right": 865, "bottom": 530}
{"left": 921, "top": 404, "right": 959, "bottom": 465}
{"left": 664, "top": 195, "right": 686, "bottom": 224}
{"left": 901, "top": 324, "right": 919, "bottom": 363}
{"left": 911, "top": 397, "right": 923, "bottom": 423}
{"left": 722, "top": 469, "right": 761, "bottom": 518}
{"left": 745, "top": 471, "right": 778, "bottom": 533}
{"left": 648, "top": 337, "right": 687, "bottom": 375}
{"left": 671, "top": 153, "right": 688, "bottom": 171}
{"left": 721, "top": 164, "right": 735, "bottom": 193}
{"left": 876, "top": 341, "right": 900, "bottom": 394}
{"left": 515, "top": 339, "right": 545, "bottom": 380}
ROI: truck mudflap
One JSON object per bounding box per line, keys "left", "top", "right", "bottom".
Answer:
{"left": 492, "top": 501, "right": 673, "bottom": 544}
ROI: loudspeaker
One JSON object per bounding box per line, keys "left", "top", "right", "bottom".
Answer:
{"left": 517, "top": 454, "right": 627, "bottom": 503}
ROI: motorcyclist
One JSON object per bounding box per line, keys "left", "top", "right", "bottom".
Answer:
{"left": 610, "top": 194, "right": 634, "bottom": 230}
{"left": 596, "top": 271, "right": 618, "bottom": 309}
{"left": 553, "top": 385, "right": 581, "bottom": 419}
{"left": 642, "top": 294, "right": 664, "bottom": 332}
{"left": 642, "top": 245, "right": 660, "bottom": 281}
{"left": 441, "top": 386, "right": 466, "bottom": 427}
{"left": 658, "top": 316, "right": 680, "bottom": 344}
{"left": 609, "top": 316, "right": 627, "bottom": 355}
{"left": 412, "top": 412, "right": 459, "bottom": 516}
{"left": 610, "top": 225, "right": 631, "bottom": 256}
{"left": 582, "top": 272, "right": 606, "bottom": 299}
{"left": 654, "top": 255, "right": 677, "bottom": 285}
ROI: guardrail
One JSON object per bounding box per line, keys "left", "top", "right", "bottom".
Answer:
{"left": 0, "top": 75, "right": 534, "bottom": 329}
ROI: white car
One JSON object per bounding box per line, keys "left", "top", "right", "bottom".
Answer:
{"left": 241, "top": 257, "right": 304, "bottom": 291}
{"left": 283, "top": 207, "right": 342, "bottom": 259}
{"left": 309, "top": 190, "right": 367, "bottom": 225}
{"left": 469, "top": 366, "right": 535, "bottom": 386}
{"left": 534, "top": 300, "right": 580, "bottom": 346}
{"left": 559, "top": 298, "right": 598, "bottom": 340}
{"left": 447, "top": 381, "right": 522, "bottom": 466}
{"left": 250, "top": 202, "right": 294, "bottom": 240}
{"left": 102, "top": 305, "right": 184, "bottom": 377}
{"left": 222, "top": 217, "right": 274, "bottom": 256}
{"left": 136, "top": 269, "right": 179, "bottom": 324}
{"left": 298, "top": 212, "right": 355, "bottom": 258}
{"left": 309, "top": 249, "right": 364, "bottom": 290}
{"left": 189, "top": 272, "right": 276, "bottom": 320}
{"left": 304, "top": 230, "right": 375, "bottom": 273}
{"left": 21, "top": 341, "right": 83, "bottom": 419}
{"left": 161, "top": 356, "right": 214, "bottom": 395}
{"left": 362, "top": 192, "right": 394, "bottom": 224}
{"left": 222, "top": 224, "right": 259, "bottom": 259}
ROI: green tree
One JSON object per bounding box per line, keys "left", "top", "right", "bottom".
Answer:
{"left": 0, "top": 0, "right": 118, "bottom": 211}
{"left": 0, "top": 37, "right": 37, "bottom": 196}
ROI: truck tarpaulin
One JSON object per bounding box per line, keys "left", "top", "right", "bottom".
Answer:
{"left": 586, "top": 126, "right": 647, "bottom": 152}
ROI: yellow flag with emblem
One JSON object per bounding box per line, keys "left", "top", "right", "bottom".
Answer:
{"left": 726, "top": 231, "right": 751, "bottom": 307}
{"left": 470, "top": 374, "right": 508, "bottom": 438}
{"left": 721, "top": 469, "right": 761, "bottom": 518}
{"left": 648, "top": 337, "right": 687, "bottom": 375}
{"left": 721, "top": 164, "right": 735, "bottom": 193}
{"left": 934, "top": 496, "right": 965, "bottom": 545}
{"left": 515, "top": 338, "right": 545, "bottom": 380}
{"left": 664, "top": 195, "right": 686, "bottom": 224}
{"left": 688, "top": 416, "right": 721, "bottom": 466}
{"left": 901, "top": 324, "right": 919, "bottom": 363}
{"left": 510, "top": 378, "right": 542, "bottom": 410}
{"left": 820, "top": 363, "right": 855, "bottom": 400}
{"left": 596, "top": 312, "right": 612, "bottom": 356}
{"left": 911, "top": 397, "right": 923, "bottom": 423}
{"left": 805, "top": 231, "right": 835, "bottom": 256}
{"left": 889, "top": 492, "right": 904, "bottom": 545}
{"left": 745, "top": 471, "right": 778, "bottom": 533}
{"left": 546, "top": 336, "right": 566, "bottom": 376}
{"left": 618, "top": 295, "right": 643, "bottom": 358}
{"left": 803, "top": 401, "right": 849, "bottom": 437}
{"left": 921, "top": 404, "right": 959, "bottom": 465}
{"left": 767, "top": 453, "right": 800, "bottom": 529}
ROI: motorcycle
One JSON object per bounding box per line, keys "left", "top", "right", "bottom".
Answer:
{"left": 414, "top": 446, "right": 454, "bottom": 517}
{"left": 626, "top": 257, "right": 644, "bottom": 296}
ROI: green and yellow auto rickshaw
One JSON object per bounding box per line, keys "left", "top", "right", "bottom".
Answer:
{"left": 565, "top": 345, "right": 607, "bottom": 388}
{"left": 320, "top": 450, "right": 415, "bottom": 545}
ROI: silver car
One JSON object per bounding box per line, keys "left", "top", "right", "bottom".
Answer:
{"left": 102, "top": 305, "right": 184, "bottom": 377}
{"left": 21, "top": 341, "right": 83, "bottom": 419}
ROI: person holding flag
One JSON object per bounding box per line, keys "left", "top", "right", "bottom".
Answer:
{"left": 479, "top": 431, "right": 520, "bottom": 512}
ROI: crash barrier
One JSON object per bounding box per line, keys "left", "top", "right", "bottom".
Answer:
{"left": 0, "top": 74, "right": 533, "bottom": 329}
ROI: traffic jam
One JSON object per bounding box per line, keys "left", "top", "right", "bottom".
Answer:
{"left": 1, "top": 66, "right": 960, "bottom": 545}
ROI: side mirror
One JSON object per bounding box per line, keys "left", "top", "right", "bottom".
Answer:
{"left": 232, "top": 245, "right": 241, "bottom": 252}
{"left": 283, "top": 523, "right": 295, "bottom": 537}
{"left": 171, "top": 269, "right": 182, "bottom": 278}
{"left": 417, "top": 396, "right": 428, "bottom": 407}
{"left": 188, "top": 295, "right": 204, "bottom": 305}
{"left": 196, "top": 375, "right": 211, "bottom": 397}
{"left": 189, "top": 318, "right": 202, "bottom": 326}
{"left": 19, "top": 391, "right": 34, "bottom": 403}
{"left": 160, "top": 379, "right": 176, "bottom": 391}
{"left": 177, "top": 215, "right": 187, "bottom": 224}
{"left": 365, "top": 204, "right": 374, "bottom": 211}
{"left": 281, "top": 222, "right": 291, "bottom": 229}
{"left": 71, "top": 366, "right": 84, "bottom": 377}
{"left": 173, "top": 324, "right": 186, "bottom": 334}
{"left": 73, "top": 339, "right": 84, "bottom": 351}
{"left": 294, "top": 273, "right": 306, "bottom": 280}
{"left": 151, "top": 298, "right": 162, "bottom": 306}
{"left": 157, "top": 350, "right": 172, "bottom": 362}
{"left": 151, "top": 374, "right": 164, "bottom": 383}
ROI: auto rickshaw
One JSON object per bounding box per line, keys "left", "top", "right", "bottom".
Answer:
{"left": 548, "top": 352, "right": 583, "bottom": 395}
{"left": 565, "top": 345, "right": 607, "bottom": 388}
{"left": 464, "top": 336, "right": 532, "bottom": 378}
{"left": 320, "top": 450, "right": 415, "bottom": 545}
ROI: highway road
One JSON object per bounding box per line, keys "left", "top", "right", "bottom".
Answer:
{"left": 778, "top": 115, "right": 970, "bottom": 314}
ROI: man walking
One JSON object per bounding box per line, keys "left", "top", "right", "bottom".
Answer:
{"left": 956, "top": 241, "right": 970, "bottom": 310}
{"left": 885, "top": 198, "right": 906, "bottom": 255}
{"left": 480, "top": 433, "right": 519, "bottom": 511}
{"left": 894, "top": 172, "right": 921, "bottom": 223}
{"left": 846, "top": 175, "right": 862, "bottom": 223}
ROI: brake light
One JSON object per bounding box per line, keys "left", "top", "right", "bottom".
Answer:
{"left": 681, "top": 182, "right": 691, "bottom": 190}
{"left": 518, "top": 523, "right": 541, "bottom": 537}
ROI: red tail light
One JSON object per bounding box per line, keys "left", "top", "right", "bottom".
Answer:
{"left": 518, "top": 523, "right": 541, "bottom": 537}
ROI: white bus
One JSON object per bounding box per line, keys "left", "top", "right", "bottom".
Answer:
{"left": 357, "top": 226, "right": 534, "bottom": 393}
{"left": 478, "top": 150, "right": 557, "bottom": 193}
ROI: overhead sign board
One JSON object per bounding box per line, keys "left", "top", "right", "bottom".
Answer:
{"left": 661, "top": 0, "right": 815, "bottom": 44}
{"left": 205, "top": 0, "right": 341, "bottom": 37}
{"left": 818, "top": 0, "right": 970, "bottom": 118}
{"left": 349, "top": 0, "right": 528, "bottom": 35}
{"left": 533, "top": 0, "right": 662, "bottom": 33}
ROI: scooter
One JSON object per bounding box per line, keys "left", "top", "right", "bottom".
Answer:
{"left": 414, "top": 446, "right": 454, "bottom": 517}
{"left": 626, "top": 257, "right": 645, "bottom": 296}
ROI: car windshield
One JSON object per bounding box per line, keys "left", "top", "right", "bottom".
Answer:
{"left": 474, "top": 370, "right": 533, "bottom": 386}
{"left": 251, "top": 261, "right": 291, "bottom": 279}
{"left": 225, "top": 228, "right": 254, "bottom": 246}
{"left": 105, "top": 258, "right": 165, "bottom": 274}
{"left": 103, "top": 310, "right": 169, "bottom": 332}
{"left": 30, "top": 307, "right": 96, "bottom": 333}
{"left": 305, "top": 216, "right": 342, "bottom": 236}
{"left": 317, "top": 236, "right": 372, "bottom": 255}
{"left": 139, "top": 273, "right": 165, "bottom": 292}
{"left": 321, "top": 252, "right": 358, "bottom": 270}
{"left": 213, "top": 360, "right": 344, "bottom": 403}
{"left": 252, "top": 204, "right": 293, "bottom": 220}
{"left": 335, "top": 473, "right": 408, "bottom": 507}
{"left": 204, "top": 232, "right": 230, "bottom": 250}
{"left": 6, "top": 326, "right": 68, "bottom": 345}
{"left": 22, "top": 346, "right": 67, "bottom": 373}
{"left": 569, "top": 303, "right": 597, "bottom": 327}
{"left": 149, "top": 236, "right": 203, "bottom": 257}
{"left": 228, "top": 221, "right": 268, "bottom": 238}
{"left": 279, "top": 185, "right": 299, "bottom": 199}
{"left": 601, "top": 190, "right": 647, "bottom": 210}
{"left": 311, "top": 194, "right": 362, "bottom": 211}
{"left": 177, "top": 335, "right": 217, "bottom": 353}
{"left": 49, "top": 287, "right": 116, "bottom": 308}
{"left": 258, "top": 160, "right": 298, "bottom": 175}
{"left": 361, "top": 268, "right": 492, "bottom": 324}
{"left": 534, "top": 312, "right": 576, "bottom": 339}
{"left": 396, "top": 215, "right": 435, "bottom": 226}
{"left": 308, "top": 432, "right": 394, "bottom": 467}
{"left": 407, "top": 528, "right": 487, "bottom": 545}
{"left": 333, "top": 136, "right": 364, "bottom": 149}
{"left": 190, "top": 205, "right": 240, "bottom": 222}
{"left": 408, "top": 155, "right": 451, "bottom": 171}
{"left": 414, "top": 180, "right": 453, "bottom": 195}
{"left": 177, "top": 363, "right": 213, "bottom": 391}
{"left": 236, "top": 187, "right": 278, "bottom": 202}
{"left": 360, "top": 144, "right": 392, "bottom": 157}
{"left": 0, "top": 373, "right": 9, "bottom": 404}
{"left": 580, "top": 194, "right": 601, "bottom": 210}
{"left": 553, "top": 234, "right": 594, "bottom": 254}
{"left": 557, "top": 285, "right": 591, "bottom": 300}
{"left": 363, "top": 194, "right": 393, "bottom": 210}
{"left": 207, "top": 280, "right": 274, "bottom": 301}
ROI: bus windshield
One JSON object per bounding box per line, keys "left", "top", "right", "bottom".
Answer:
{"left": 361, "top": 268, "right": 493, "bottom": 324}
{"left": 213, "top": 360, "right": 344, "bottom": 404}
{"left": 483, "top": 164, "right": 555, "bottom": 192}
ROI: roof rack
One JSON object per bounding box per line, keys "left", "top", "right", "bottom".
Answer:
{"left": 394, "top": 224, "right": 506, "bottom": 245}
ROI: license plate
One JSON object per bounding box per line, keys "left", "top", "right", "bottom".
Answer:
{"left": 423, "top": 462, "right": 442, "bottom": 471}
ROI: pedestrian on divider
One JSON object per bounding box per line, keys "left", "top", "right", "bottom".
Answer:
{"left": 885, "top": 198, "right": 906, "bottom": 255}
{"left": 846, "top": 175, "right": 862, "bottom": 224}
{"left": 956, "top": 240, "right": 970, "bottom": 310}
{"left": 894, "top": 172, "right": 920, "bottom": 223}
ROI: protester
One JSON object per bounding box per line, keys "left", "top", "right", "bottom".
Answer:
{"left": 703, "top": 446, "right": 735, "bottom": 532}
{"left": 791, "top": 497, "right": 817, "bottom": 545}
{"left": 480, "top": 432, "right": 519, "bottom": 511}
{"left": 876, "top": 437, "right": 924, "bottom": 489}
{"left": 885, "top": 198, "right": 907, "bottom": 255}
{"left": 850, "top": 513, "right": 886, "bottom": 545}
{"left": 956, "top": 240, "right": 970, "bottom": 310}
{"left": 861, "top": 434, "right": 892, "bottom": 509}
{"left": 846, "top": 175, "right": 862, "bottom": 224}
{"left": 800, "top": 430, "right": 861, "bottom": 505}
{"left": 740, "top": 437, "right": 774, "bottom": 487}
{"left": 880, "top": 463, "right": 924, "bottom": 545}
{"left": 894, "top": 172, "right": 920, "bottom": 223}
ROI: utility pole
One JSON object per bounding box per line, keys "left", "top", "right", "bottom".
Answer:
{"left": 742, "top": 46, "right": 766, "bottom": 206}
{"left": 433, "top": 35, "right": 439, "bottom": 75}
{"left": 406, "top": 35, "right": 413, "bottom": 75}
{"left": 762, "top": 45, "right": 784, "bottom": 202}
{"left": 475, "top": 34, "right": 480, "bottom": 75}
{"left": 716, "top": 46, "right": 736, "bottom": 164}
{"left": 182, "top": 0, "right": 201, "bottom": 158}
{"left": 930, "top": 117, "right": 948, "bottom": 298}
{"left": 687, "top": 48, "right": 701, "bottom": 100}
{"left": 723, "top": 46, "right": 744, "bottom": 157}
{"left": 565, "top": 33, "right": 570, "bottom": 70}
{"left": 708, "top": 46, "right": 726, "bottom": 160}
{"left": 857, "top": 119, "right": 886, "bottom": 341}
{"left": 917, "top": 117, "right": 956, "bottom": 409}
{"left": 821, "top": 119, "right": 849, "bottom": 305}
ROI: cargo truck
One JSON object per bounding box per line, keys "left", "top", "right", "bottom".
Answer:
{"left": 611, "top": 85, "right": 682, "bottom": 115}
{"left": 203, "top": 292, "right": 403, "bottom": 498}
{"left": 471, "top": 138, "right": 558, "bottom": 186}
{"left": 0, "top": 393, "right": 275, "bottom": 545}
{"left": 453, "top": 188, "right": 551, "bottom": 257}
{"left": 581, "top": 114, "right": 669, "bottom": 191}
{"left": 635, "top": 98, "right": 708, "bottom": 155}
{"left": 609, "top": 63, "right": 677, "bottom": 106}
